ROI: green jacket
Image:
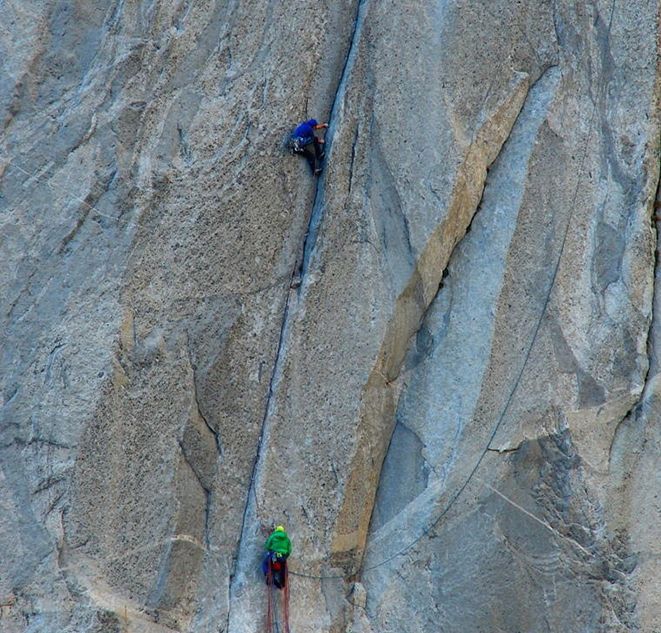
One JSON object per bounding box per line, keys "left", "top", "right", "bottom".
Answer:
{"left": 264, "top": 530, "right": 291, "bottom": 556}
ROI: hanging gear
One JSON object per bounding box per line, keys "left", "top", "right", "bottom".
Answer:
{"left": 263, "top": 526, "right": 292, "bottom": 633}
{"left": 265, "top": 556, "right": 291, "bottom": 633}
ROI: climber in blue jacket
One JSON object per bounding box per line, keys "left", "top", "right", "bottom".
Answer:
{"left": 290, "top": 118, "right": 328, "bottom": 175}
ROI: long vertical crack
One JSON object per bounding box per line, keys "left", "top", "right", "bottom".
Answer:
{"left": 187, "top": 336, "right": 223, "bottom": 457}
{"left": 235, "top": 0, "right": 368, "bottom": 538}
{"left": 226, "top": 2, "right": 369, "bottom": 627}
{"left": 641, "top": 175, "right": 661, "bottom": 388}
{"left": 178, "top": 440, "right": 213, "bottom": 548}
{"left": 185, "top": 336, "right": 221, "bottom": 549}
{"left": 298, "top": 0, "right": 369, "bottom": 282}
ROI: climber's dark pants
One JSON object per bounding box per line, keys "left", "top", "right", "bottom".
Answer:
{"left": 262, "top": 552, "right": 288, "bottom": 589}
{"left": 294, "top": 138, "right": 323, "bottom": 174}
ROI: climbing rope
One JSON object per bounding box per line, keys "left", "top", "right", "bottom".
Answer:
{"left": 264, "top": 557, "right": 291, "bottom": 633}
{"left": 283, "top": 563, "right": 291, "bottom": 633}
{"left": 266, "top": 562, "right": 274, "bottom": 633}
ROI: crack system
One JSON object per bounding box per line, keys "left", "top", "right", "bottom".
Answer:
{"left": 607, "top": 169, "right": 661, "bottom": 464}
{"left": 184, "top": 335, "right": 221, "bottom": 549}
{"left": 228, "top": 0, "right": 646, "bottom": 618}
{"left": 298, "top": 0, "right": 369, "bottom": 282}
{"left": 225, "top": 3, "right": 368, "bottom": 628}
{"left": 186, "top": 335, "right": 223, "bottom": 456}
{"left": 178, "top": 439, "right": 213, "bottom": 548}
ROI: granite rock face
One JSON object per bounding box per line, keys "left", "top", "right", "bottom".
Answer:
{"left": 1, "top": 1, "right": 659, "bottom": 632}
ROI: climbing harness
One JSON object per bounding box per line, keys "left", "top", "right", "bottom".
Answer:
{"left": 290, "top": 135, "right": 316, "bottom": 156}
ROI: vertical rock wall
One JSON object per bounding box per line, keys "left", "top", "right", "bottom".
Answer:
{"left": 1, "top": 1, "right": 658, "bottom": 632}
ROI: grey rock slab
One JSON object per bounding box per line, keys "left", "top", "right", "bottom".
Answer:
{"left": 362, "top": 1, "right": 659, "bottom": 631}
{"left": 370, "top": 63, "right": 562, "bottom": 536}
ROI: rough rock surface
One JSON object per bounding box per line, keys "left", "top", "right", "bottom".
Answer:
{"left": 0, "top": 1, "right": 659, "bottom": 632}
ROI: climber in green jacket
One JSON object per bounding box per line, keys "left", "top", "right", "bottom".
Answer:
{"left": 262, "top": 525, "right": 291, "bottom": 589}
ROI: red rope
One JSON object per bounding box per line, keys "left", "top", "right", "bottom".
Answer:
{"left": 266, "top": 560, "right": 273, "bottom": 633}
{"left": 283, "top": 561, "right": 291, "bottom": 633}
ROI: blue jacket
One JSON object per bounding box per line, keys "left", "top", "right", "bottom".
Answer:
{"left": 293, "top": 119, "right": 318, "bottom": 142}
